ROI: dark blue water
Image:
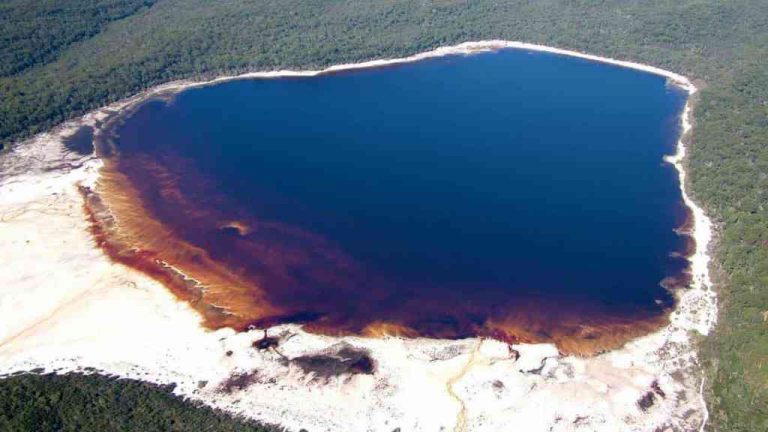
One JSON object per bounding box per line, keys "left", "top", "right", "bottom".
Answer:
{"left": 104, "top": 49, "right": 690, "bottom": 349}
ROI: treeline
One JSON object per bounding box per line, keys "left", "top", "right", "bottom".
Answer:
{"left": 0, "top": 1, "right": 766, "bottom": 430}
{"left": 0, "top": 373, "right": 280, "bottom": 432}
{"left": 0, "top": 0, "right": 726, "bottom": 146}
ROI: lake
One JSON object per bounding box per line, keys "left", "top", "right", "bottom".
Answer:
{"left": 93, "top": 49, "right": 690, "bottom": 354}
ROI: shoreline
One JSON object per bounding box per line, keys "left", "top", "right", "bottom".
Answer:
{"left": 150, "top": 40, "right": 698, "bottom": 96}
{"left": 77, "top": 40, "right": 697, "bottom": 119}
{"left": 0, "top": 40, "right": 718, "bottom": 431}
{"left": 88, "top": 39, "right": 703, "bottom": 355}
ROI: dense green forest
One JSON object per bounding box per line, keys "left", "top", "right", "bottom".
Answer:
{"left": 0, "top": 0, "right": 766, "bottom": 430}
{"left": 0, "top": 373, "right": 279, "bottom": 431}
{"left": 0, "top": 0, "right": 157, "bottom": 77}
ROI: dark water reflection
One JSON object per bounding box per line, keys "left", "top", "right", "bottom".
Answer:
{"left": 96, "top": 49, "right": 691, "bottom": 354}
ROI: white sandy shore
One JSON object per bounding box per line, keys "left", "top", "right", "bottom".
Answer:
{"left": 0, "top": 41, "right": 717, "bottom": 431}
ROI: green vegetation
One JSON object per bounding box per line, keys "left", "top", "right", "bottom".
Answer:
{"left": 0, "top": 373, "right": 279, "bottom": 432}
{"left": 0, "top": 0, "right": 156, "bottom": 77}
{"left": 0, "top": 1, "right": 766, "bottom": 430}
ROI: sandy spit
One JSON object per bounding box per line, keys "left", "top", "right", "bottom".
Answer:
{"left": 0, "top": 41, "right": 716, "bottom": 432}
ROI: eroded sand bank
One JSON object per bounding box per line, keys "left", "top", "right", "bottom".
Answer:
{"left": 0, "top": 41, "right": 716, "bottom": 431}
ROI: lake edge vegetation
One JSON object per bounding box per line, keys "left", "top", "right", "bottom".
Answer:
{"left": 0, "top": 372, "right": 281, "bottom": 432}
